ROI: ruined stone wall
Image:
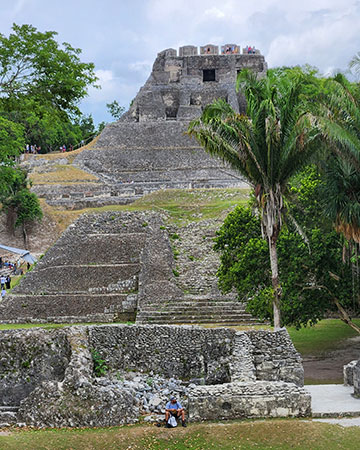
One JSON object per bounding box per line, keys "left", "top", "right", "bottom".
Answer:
{"left": 0, "top": 325, "right": 307, "bottom": 427}
{"left": 89, "top": 326, "right": 303, "bottom": 386}
{"left": 188, "top": 381, "right": 311, "bottom": 421}
{"left": 247, "top": 330, "right": 304, "bottom": 385}
{"left": 89, "top": 325, "right": 234, "bottom": 384}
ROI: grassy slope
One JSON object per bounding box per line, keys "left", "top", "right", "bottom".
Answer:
{"left": 1, "top": 420, "right": 360, "bottom": 449}
{"left": 45, "top": 187, "right": 250, "bottom": 235}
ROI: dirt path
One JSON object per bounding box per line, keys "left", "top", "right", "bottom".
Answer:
{"left": 303, "top": 336, "right": 360, "bottom": 384}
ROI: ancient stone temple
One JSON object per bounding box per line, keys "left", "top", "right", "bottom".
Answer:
{"left": 32, "top": 44, "right": 267, "bottom": 209}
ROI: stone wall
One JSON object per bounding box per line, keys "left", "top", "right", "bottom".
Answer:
{"left": 0, "top": 324, "right": 308, "bottom": 427}
{"left": 344, "top": 360, "right": 357, "bottom": 386}
{"left": 0, "top": 328, "right": 70, "bottom": 406}
{"left": 247, "top": 330, "right": 304, "bottom": 385}
{"left": 89, "top": 326, "right": 303, "bottom": 386}
{"left": 354, "top": 361, "right": 360, "bottom": 398}
{"left": 89, "top": 325, "right": 234, "bottom": 384}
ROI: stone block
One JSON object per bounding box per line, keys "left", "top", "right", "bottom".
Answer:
{"left": 343, "top": 360, "right": 357, "bottom": 386}
{"left": 179, "top": 46, "right": 198, "bottom": 57}
{"left": 187, "top": 381, "right": 311, "bottom": 421}
{"left": 354, "top": 360, "right": 360, "bottom": 398}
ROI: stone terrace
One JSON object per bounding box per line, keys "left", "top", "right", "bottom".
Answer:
{"left": 0, "top": 211, "right": 169, "bottom": 323}
{"left": 0, "top": 211, "right": 260, "bottom": 325}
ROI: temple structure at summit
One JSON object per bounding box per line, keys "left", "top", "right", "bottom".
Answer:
{"left": 31, "top": 43, "right": 267, "bottom": 208}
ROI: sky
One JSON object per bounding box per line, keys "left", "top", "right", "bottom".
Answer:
{"left": 1, "top": 0, "right": 360, "bottom": 124}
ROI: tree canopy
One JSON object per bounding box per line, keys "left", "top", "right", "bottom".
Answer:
{"left": 0, "top": 23, "right": 97, "bottom": 114}
{"left": 0, "top": 23, "right": 99, "bottom": 152}
{"left": 214, "top": 167, "right": 359, "bottom": 331}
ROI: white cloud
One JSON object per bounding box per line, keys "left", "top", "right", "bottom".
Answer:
{"left": 204, "top": 7, "right": 225, "bottom": 19}
{"left": 129, "top": 60, "right": 153, "bottom": 73}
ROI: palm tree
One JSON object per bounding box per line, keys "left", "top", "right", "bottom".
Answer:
{"left": 317, "top": 74, "right": 360, "bottom": 244}
{"left": 188, "top": 68, "right": 321, "bottom": 329}
{"left": 349, "top": 51, "right": 360, "bottom": 79}
{"left": 317, "top": 74, "right": 360, "bottom": 319}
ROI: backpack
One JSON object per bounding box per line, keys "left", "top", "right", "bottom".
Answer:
{"left": 168, "top": 415, "right": 178, "bottom": 428}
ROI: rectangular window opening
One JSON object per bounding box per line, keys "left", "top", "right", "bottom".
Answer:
{"left": 203, "top": 69, "right": 216, "bottom": 82}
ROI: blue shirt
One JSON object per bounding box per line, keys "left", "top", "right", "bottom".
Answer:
{"left": 166, "top": 401, "right": 182, "bottom": 410}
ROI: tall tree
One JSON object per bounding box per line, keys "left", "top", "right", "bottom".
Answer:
{"left": 188, "top": 68, "right": 321, "bottom": 328}
{"left": 0, "top": 23, "right": 98, "bottom": 151}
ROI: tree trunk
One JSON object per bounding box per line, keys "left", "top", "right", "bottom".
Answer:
{"left": 333, "top": 297, "right": 360, "bottom": 334}
{"left": 269, "top": 234, "right": 281, "bottom": 330}
{"left": 22, "top": 224, "right": 28, "bottom": 249}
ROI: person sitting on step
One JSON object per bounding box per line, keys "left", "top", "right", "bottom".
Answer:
{"left": 165, "top": 395, "right": 186, "bottom": 427}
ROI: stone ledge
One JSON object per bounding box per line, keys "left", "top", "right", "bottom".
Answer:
{"left": 188, "top": 381, "right": 311, "bottom": 421}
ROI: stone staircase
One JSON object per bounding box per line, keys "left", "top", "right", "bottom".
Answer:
{"left": 136, "top": 218, "right": 264, "bottom": 326}
{"left": 136, "top": 297, "right": 263, "bottom": 325}
{"left": 0, "top": 406, "right": 19, "bottom": 427}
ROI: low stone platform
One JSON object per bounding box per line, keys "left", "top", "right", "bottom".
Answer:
{"left": 188, "top": 381, "right": 311, "bottom": 421}
{"left": 307, "top": 384, "right": 360, "bottom": 418}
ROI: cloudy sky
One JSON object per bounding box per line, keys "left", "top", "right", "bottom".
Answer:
{"left": 1, "top": 0, "right": 360, "bottom": 124}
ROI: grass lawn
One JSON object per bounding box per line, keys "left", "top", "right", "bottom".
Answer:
{"left": 1, "top": 419, "right": 360, "bottom": 450}
{"left": 287, "top": 319, "right": 360, "bottom": 356}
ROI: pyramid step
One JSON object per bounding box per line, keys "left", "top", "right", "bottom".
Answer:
{"left": 0, "top": 406, "right": 19, "bottom": 412}
{"left": 137, "top": 318, "right": 263, "bottom": 324}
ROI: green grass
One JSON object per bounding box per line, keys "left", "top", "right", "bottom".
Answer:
{"left": 46, "top": 187, "right": 250, "bottom": 233}
{"left": 287, "top": 319, "right": 360, "bottom": 356}
{"left": 1, "top": 419, "right": 360, "bottom": 449}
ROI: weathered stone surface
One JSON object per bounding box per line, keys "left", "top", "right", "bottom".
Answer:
{"left": 247, "top": 329, "right": 304, "bottom": 386}
{"left": 18, "top": 327, "right": 137, "bottom": 427}
{"left": 88, "top": 324, "right": 234, "bottom": 384}
{"left": 354, "top": 360, "right": 360, "bottom": 398}
{"left": 0, "top": 328, "right": 70, "bottom": 406}
{"left": 0, "top": 211, "right": 168, "bottom": 323}
{"left": 187, "top": 381, "right": 311, "bottom": 421}
{"left": 344, "top": 360, "right": 358, "bottom": 386}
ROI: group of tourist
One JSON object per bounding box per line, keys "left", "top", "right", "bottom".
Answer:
{"left": 60, "top": 144, "right": 74, "bottom": 153}
{"left": 0, "top": 274, "right": 11, "bottom": 298}
{"left": 25, "top": 144, "right": 41, "bottom": 154}
{"left": 0, "top": 257, "right": 17, "bottom": 272}
{"left": 245, "top": 45, "right": 256, "bottom": 54}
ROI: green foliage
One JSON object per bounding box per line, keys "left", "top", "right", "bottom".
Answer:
{"left": 106, "top": 100, "right": 125, "bottom": 120}
{"left": 12, "top": 189, "right": 43, "bottom": 228}
{"left": 0, "top": 23, "right": 98, "bottom": 151}
{"left": 0, "top": 166, "right": 42, "bottom": 242}
{"left": 91, "top": 349, "right": 108, "bottom": 377}
{"left": 0, "top": 116, "right": 25, "bottom": 160}
{"left": 0, "top": 23, "right": 97, "bottom": 112}
{"left": 215, "top": 167, "right": 357, "bottom": 328}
